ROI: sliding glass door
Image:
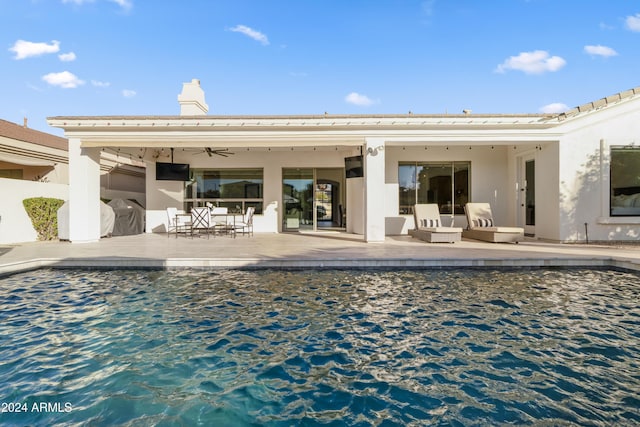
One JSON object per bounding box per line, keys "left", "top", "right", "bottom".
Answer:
{"left": 282, "top": 168, "right": 344, "bottom": 232}
{"left": 283, "top": 168, "right": 314, "bottom": 231}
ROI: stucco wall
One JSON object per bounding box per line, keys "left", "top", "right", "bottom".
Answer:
{"left": 557, "top": 99, "right": 640, "bottom": 242}
{"left": 0, "top": 161, "right": 69, "bottom": 184}
{"left": 532, "top": 141, "right": 561, "bottom": 241}
{"left": 0, "top": 178, "right": 68, "bottom": 244}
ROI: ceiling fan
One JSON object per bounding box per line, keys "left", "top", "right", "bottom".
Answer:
{"left": 200, "top": 147, "right": 235, "bottom": 157}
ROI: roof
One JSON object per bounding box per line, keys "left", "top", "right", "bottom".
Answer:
{"left": 0, "top": 118, "right": 68, "bottom": 151}
{"left": 48, "top": 86, "right": 640, "bottom": 129}
{"left": 556, "top": 86, "right": 640, "bottom": 121}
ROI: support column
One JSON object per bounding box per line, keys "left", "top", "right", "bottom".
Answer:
{"left": 364, "top": 138, "right": 386, "bottom": 242}
{"left": 68, "top": 138, "right": 101, "bottom": 243}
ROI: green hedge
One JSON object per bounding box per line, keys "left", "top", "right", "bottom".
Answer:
{"left": 22, "top": 197, "right": 65, "bottom": 241}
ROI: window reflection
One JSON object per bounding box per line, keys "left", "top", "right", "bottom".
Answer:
{"left": 399, "top": 162, "right": 470, "bottom": 215}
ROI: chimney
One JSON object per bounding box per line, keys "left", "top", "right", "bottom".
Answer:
{"left": 178, "top": 79, "right": 209, "bottom": 115}
{"left": 23, "top": 117, "right": 28, "bottom": 128}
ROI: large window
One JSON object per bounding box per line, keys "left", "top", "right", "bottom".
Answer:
{"left": 610, "top": 147, "right": 640, "bottom": 216}
{"left": 185, "top": 168, "right": 263, "bottom": 214}
{"left": 399, "top": 162, "right": 470, "bottom": 215}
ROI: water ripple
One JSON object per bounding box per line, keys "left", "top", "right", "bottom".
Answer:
{"left": 0, "top": 268, "right": 639, "bottom": 426}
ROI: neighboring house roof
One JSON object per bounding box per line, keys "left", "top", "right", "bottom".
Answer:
{"left": 0, "top": 118, "right": 145, "bottom": 171}
{"left": 0, "top": 118, "right": 68, "bottom": 151}
{"left": 0, "top": 119, "right": 68, "bottom": 166}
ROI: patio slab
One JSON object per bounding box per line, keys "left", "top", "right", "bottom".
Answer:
{"left": 1, "top": 232, "right": 639, "bottom": 276}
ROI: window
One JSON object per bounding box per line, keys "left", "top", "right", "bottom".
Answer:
{"left": 0, "top": 169, "right": 23, "bottom": 179}
{"left": 185, "top": 168, "right": 263, "bottom": 214}
{"left": 399, "top": 162, "right": 470, "bottom": 215}
{"left": 610, "top": 147, "right": 640, "bottom": 216}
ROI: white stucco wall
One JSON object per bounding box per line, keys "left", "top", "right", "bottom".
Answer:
{"left": 556, "top": 99, "right": 640, "bottom": 242}
{"left": 531, "top": 141, "right": 560, "bottom": 241}
{"left": 0, "top": 178, "right": 68, "bottom": 244}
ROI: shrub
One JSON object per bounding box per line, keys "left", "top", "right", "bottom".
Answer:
{"left": 22, "top": 197, "right": 65, "bottom": 241}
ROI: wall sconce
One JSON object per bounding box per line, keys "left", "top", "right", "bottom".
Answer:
{"left": 366, "top": 145, "right": 385, "bottom": 156}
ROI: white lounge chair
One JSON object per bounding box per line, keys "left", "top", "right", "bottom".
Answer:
{"left": 408, "top": 204, "right": 462, "bottom": 243}
{"left": 462, "top": 202, "right": 524, "bottom": 243}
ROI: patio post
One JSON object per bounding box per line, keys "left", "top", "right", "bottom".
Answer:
{"left": 364, "top": 138, "right": 386, "bottom": 242}
{"left": 68, "top": 138, "right": 101, "bottom": 243}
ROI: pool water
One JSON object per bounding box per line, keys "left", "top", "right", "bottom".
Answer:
{"left": 1, "top": 268, "right": 639, "bottom": 426}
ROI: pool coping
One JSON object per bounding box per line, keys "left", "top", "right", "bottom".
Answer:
{"left": 2, "top": 256, "right": 639, "bottom": 278}
{"left": 1, "top": 233, "right": 639, "bottom": 277}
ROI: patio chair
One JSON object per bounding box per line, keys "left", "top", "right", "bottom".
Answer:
{"left": 166, "top": 207, "right": 191, "bottom": 238}
{"left": 234, "top": 206, "right": 255, "bottom": 237}
{"left": 462, "top": 202, "right": 524, "bottom": 243}
{"left": 408, "top": 204, "right": 462, "bottom": 243}
{"left": 190, "top": 206, "right": 215, "bottom": 238}
{"left": 210, "top": 207, "right": 232, "bottom": 236}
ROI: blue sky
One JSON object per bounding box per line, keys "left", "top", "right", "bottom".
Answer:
{"left": 2, "top": 0, "right": 639, "bottom": 134}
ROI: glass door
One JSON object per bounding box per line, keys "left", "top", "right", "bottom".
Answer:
{"left": 315, "top": 168, "right": 344, "bottom": 230}
{"left": 519, "top": 157, "right": 535, "bottom": 235}
{"left": 283, "top": 167, "right": 345, "bottom": 232}
{"left": 282, "top": 168, "right": 314, "bottom": 231}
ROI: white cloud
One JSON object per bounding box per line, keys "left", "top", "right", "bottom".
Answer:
{"left": 599, "top": 22, "right": 615, "bottom": 30}
{"left": 9, "top": 40, "right": 60, "bottom": 60}
{"left": 62, "top": 0, "right": 132, "bottom": 10}
{"left": 229, "top": 25, "right": 269, "bottom": 45}
{"left": 345, "top": 92, "right": 377, "bottom": 107}
{"left": 109, "top": 0, "right": 132, "bottom": 10}
{"left": 122, "top": 89, "right": 136, "bottom": 98}
{"left": 58, "top": 52, "right": 77, "bottom": 61}
{"left": 42, "top": 71, "right": 85, "bottom": 88}
{"left": 495, "top": 50, "right": 566, "bottom": 74}
{"left": 584, "top": 45, "right": 618, "bottom": 58}
{"left": 421, "top": 0, "right": 435, "bottom": 16}
{"left": 625, "top": 13, "right": 640, "bottom": 32}
{"left": 91, "top": 80, "right": 110, "bottom": 87}
{"left": 540, "top": 102, "right": 569, "bottom": 114}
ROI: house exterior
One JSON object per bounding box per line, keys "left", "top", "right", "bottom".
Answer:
{"left": 47, "top": 79, "right": 640, "bottom": 244}
{"left": 0, "top": 118, "right": 146, "bottom": 244}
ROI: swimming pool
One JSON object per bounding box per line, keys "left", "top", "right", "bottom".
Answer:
{"left": 0, "top": 268, "right": 638, "bottom": 426}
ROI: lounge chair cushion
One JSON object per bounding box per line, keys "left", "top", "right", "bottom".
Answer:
{"left": 475, "top": 226, "right": 523, "bottom": 233}
{"left": 418, "top": 226, "right": 463, "bottom": 232}
{"left": 419, "top": 218, "right": 441, "bottom": 228}
{"left": 472, "top": 218, "right": 494, "bottom": 228}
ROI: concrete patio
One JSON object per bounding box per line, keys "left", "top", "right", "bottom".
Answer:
{"left": 1, "top": 232, "right": 639, "bottom": 276}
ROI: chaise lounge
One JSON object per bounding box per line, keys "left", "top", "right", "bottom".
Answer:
{"left": 409, "top": 204, "right": 462, "bottom": 243}
{"left": 462, "top": 202, "right": 524, "bottom": 243}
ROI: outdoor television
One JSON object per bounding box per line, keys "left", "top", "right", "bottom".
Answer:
{"left": 156, "top": 162, "right": 190, "bottom": 181}
{"left": 345, "top": 155, "right": 364, "bottom": 178}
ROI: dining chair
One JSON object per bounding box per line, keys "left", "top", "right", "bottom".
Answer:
{"left": 190, "top": 207, "right": 214, "bottom": 238}
{"left": 234, "top": 206, "right": 255, "bottom": 237}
